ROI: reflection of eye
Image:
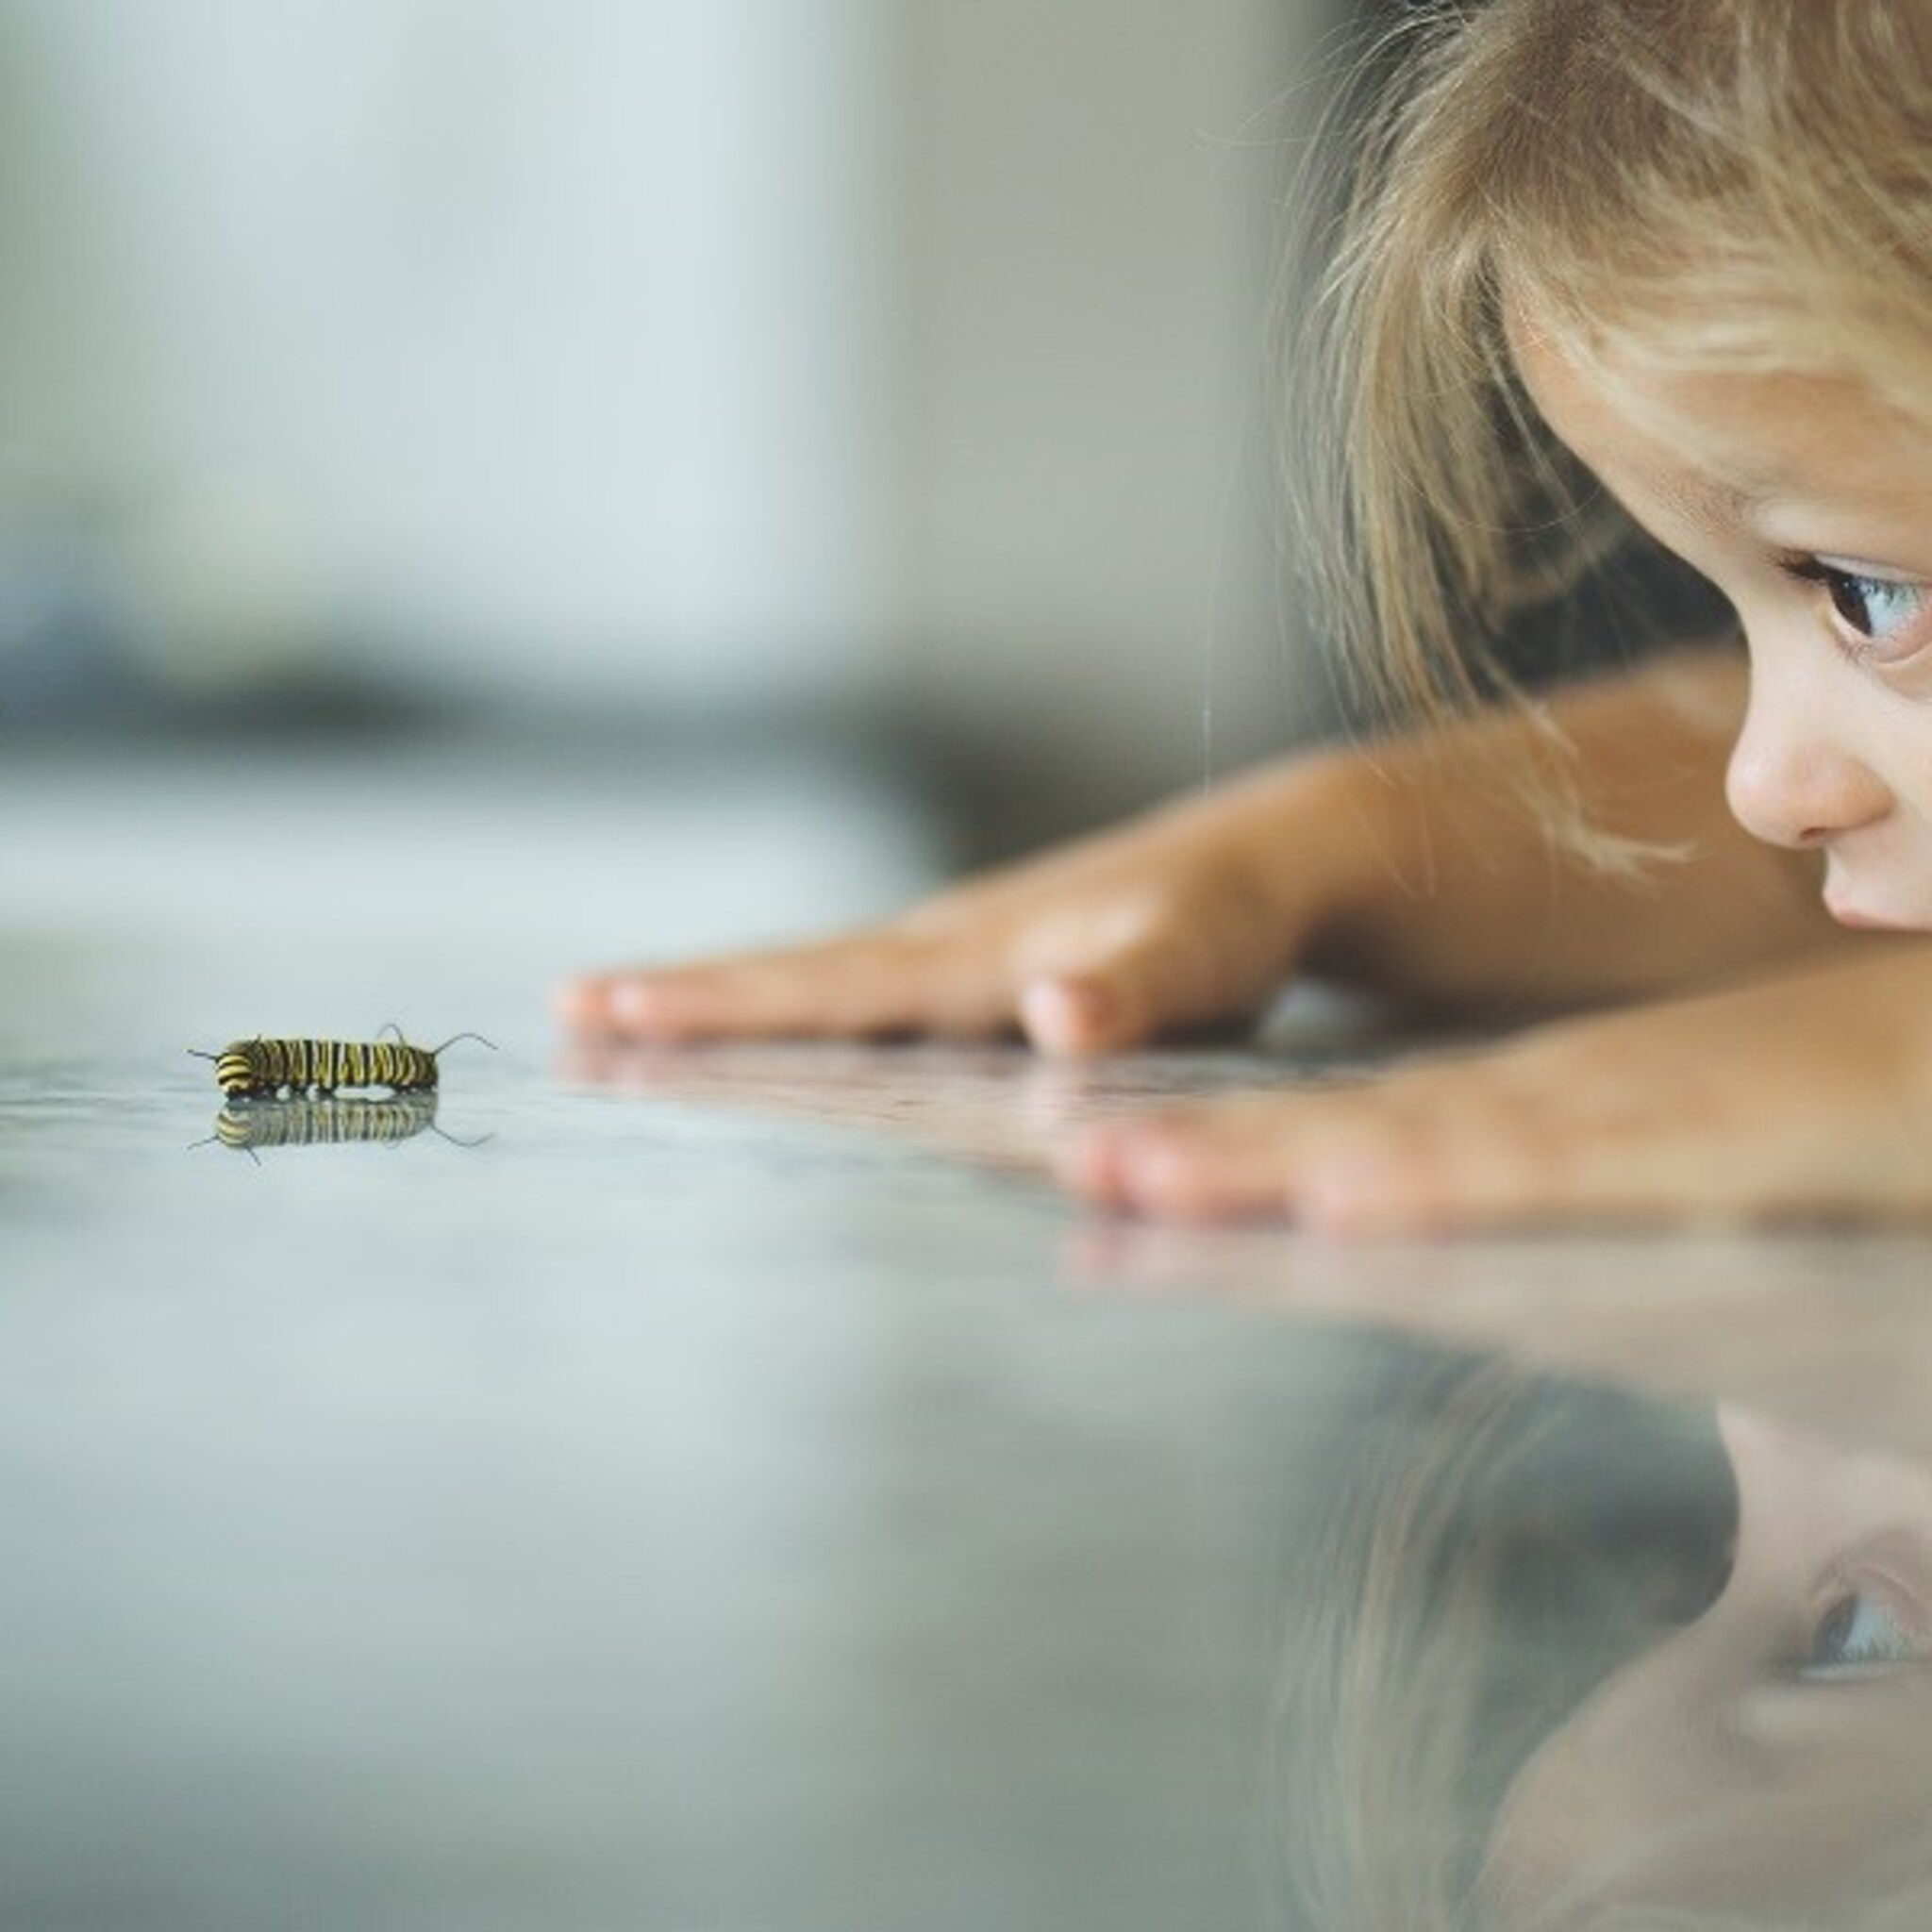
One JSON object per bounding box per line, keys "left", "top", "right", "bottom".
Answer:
{"left": 1800, "top": 1591, "right": 1924, "bottom": 1681}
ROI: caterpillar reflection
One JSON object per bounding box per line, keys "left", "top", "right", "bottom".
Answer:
{"left": 190, "top": 1028, "right": 494, "bottom": 1099}
{"left": 193, "top": 1091, "right": 490, "bottom": 1161}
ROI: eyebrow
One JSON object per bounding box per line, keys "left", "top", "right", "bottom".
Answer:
{"left": 1658, "top": 471, "right": 1771, "bottom": 533}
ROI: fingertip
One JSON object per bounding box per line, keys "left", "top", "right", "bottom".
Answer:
{"left": 552, "top": 976, "right": 611, "bottom": 1031}
{"left": 554, "top": 973, "right": 687, "bottom": 1040}
{"left": 1292, "top": 1161, "right": 1380, "bottom": 1238}
{"left": 1056, "top": 1123, "right": 1225, "bottom": 1222}
{"left": 1021, "top": 975, "right": 1124, "bottom": 1058}
{"left": 1111, "top": 1136, "right": 1226, "bottom": 1222}
{"left": 608, "top": 976, "right": 688, "bottom": 1037}
{"left": 1295, "top": 1154, "right": 1441, "bottom": 1239}
{"left": 1053, "top": 1125, "right": 1126, "bottom": 1202}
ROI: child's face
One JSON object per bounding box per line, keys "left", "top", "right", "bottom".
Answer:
{"left": 1483, "top": 1407, "right": 1932, "bottom": 1922}
{"left": 1514, "top": 325, "right": 1932, "bottom": 930}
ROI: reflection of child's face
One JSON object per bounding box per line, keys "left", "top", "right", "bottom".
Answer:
{"left": 1483, "top": 1407, "right": 1932, "bottom": 1923}
{"left": 1514, "top": 326, "right": 1932, "bottom": 932}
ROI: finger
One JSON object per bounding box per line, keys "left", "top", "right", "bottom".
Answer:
{"left": 1057, "top": 1068, "right": 1534, "bottom": 1230}
{"left": 556, "top": 931, "right": 1008, "bottom": 1042}
{"left": 1015, "top": 921, "right": 1274, "bottom": 1058}
{"left": 1058, "top": 1062, "right": 1879, "bottom": 1236}
{"left": 1058, "top": 1094, "right": 1318, "bottom": 1221}
{"left": 1017, "top": 974, "right": 1129, "bottom": 1057}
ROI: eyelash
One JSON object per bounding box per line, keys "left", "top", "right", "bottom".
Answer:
{"left": 1797, "top": 1592, "right": 1911, "bottom": 1681}
{"left": 1778, "top": 557, "right": 1930, "bottom": 664}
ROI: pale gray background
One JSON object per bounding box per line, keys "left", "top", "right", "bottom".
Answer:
{"left": 0, "top": 0, "right": 1341, "bottom": 852}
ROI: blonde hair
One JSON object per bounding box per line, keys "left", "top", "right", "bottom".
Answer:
{"left": 1269, "top": 1353, "right": 1734, "bottom": 1930}
{"left": 1293, "top": 0, "right": 1932, "bottom": 729}
{"left": 1266, "top": 1353, "right": 1932, "bottom": 1931}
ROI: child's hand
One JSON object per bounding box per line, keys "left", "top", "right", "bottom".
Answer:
{"left": 556, "top": 765, "right": 1348, "bottom": 1057}
{"left": 1062, "top": 944, "right": 1932, "bottom": 1233}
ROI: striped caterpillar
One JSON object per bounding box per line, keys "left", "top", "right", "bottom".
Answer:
{"left": 190, "top": 1027, "right": 495, "bottom": 1099}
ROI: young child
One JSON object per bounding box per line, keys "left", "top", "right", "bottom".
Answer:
{"left": 560, "top": 0, "right": 1932, "bottom": 1235}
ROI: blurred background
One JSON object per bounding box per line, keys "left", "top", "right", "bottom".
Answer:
{"left": 0, "top": 0, "right": 1348, "bottom": 864}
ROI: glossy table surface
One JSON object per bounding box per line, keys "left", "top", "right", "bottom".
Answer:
{"left": 5, "top": 738, "right": 1930, "bottom": 1932}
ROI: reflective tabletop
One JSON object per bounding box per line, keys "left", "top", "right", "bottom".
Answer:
{"left": 6, "top": 740, "right": 1932, "bottom": 1931}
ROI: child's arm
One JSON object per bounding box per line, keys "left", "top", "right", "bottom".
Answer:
{"left": 558, "top": 645, "right": 1844, "bottom": 1053}
{"left": 1287, "top": 643, "right": 1856, "bottom": 1012}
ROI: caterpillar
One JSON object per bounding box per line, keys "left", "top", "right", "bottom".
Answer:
{"left": 193, "top": 1090, "right": 488, "bottom": 1160}
{"left": 190, "top": 1027, "right": 495, "bottom": 1099}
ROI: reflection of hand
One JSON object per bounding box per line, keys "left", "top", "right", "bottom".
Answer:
{"left": 555, "top": 761, "right": 1350, "bottom": 1058}
{"left": 559, "top": 1031, "right": 1932, "bottom": 1463}
{"left": 1061, "top": 944, "right": 1932, "bottom": 1234}
{"left": 555, "top": 1037, "right": 1282, "bottom": 1177}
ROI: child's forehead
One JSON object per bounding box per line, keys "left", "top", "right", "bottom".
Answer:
{"left": 1502, "top": 273, "right": 1932, "bottom": 431}
{"left": 1509, "top": 291, "right": 1873, "bottom": 442}
{"left": 1508, "top": 316, "right": 1932, "bottom": 537}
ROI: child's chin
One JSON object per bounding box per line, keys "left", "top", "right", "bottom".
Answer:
{"left": 1824, "top": 893, "right": 1924, "bottom": 932}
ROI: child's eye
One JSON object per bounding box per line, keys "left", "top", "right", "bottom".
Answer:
{"left": 1797, "top": 1590, "right": 1924, "bottom": 1681}
{"left": 1822, "top": 568, "right": 1924, "bottom": 641}
{"left": 1785, "top": 557, "right": 1932, "bottom": 658}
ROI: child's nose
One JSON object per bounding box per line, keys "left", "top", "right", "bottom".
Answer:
{"left": 1724, "top": 674, "right": 1889, "bottom": 849}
